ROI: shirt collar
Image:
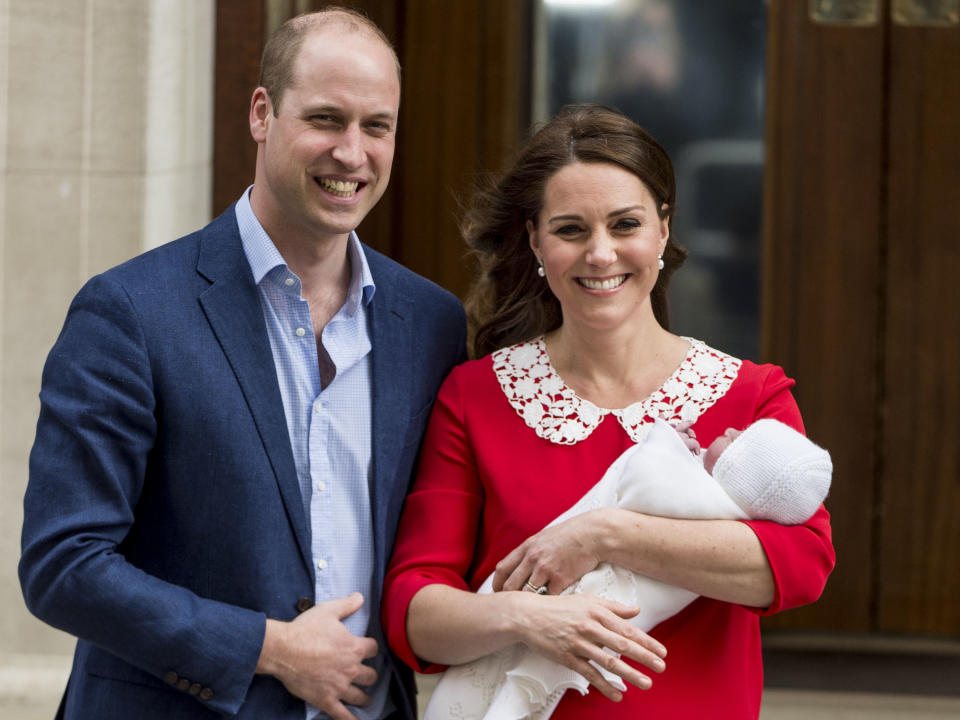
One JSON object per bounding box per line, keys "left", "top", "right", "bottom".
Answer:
{"left": 235, "top": 186, "right": 376, "bottom": 310}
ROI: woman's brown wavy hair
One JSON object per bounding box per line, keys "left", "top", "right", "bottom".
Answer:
{"left": 463, "top": 103, "right": 687, "bottom": 359}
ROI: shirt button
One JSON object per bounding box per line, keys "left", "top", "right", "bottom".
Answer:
{"left": 316, "top": 480, "right": 326, "bottom": 492}
{"left": 317, "top": 558, "right": 327, "bottom": 571}
{"left": 284, "top": 277, "right": 294, "bottom": 287}
{"left": 295, "top": 327, "right": 306, "bottom": 337}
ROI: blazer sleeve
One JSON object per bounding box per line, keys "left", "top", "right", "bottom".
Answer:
{"left": 738, "top": 365, "right": 836, "bottom": 615}
{"left": 382, "top": 366, "right": 484, "bottom": 673}
{"left": 19, "top": 274, "right": 265, "bottom": 716}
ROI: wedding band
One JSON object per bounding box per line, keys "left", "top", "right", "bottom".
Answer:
{"left": 524, "top": 580, "right": 548, "bottom": 595}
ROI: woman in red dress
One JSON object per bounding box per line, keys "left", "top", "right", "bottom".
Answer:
{"left": 382, "top": 104, "right": 834, "bottom": 719}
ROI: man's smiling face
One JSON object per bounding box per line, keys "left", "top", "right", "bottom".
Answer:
{"left": 250, "top": 24, "right": 400, "bottom": 248}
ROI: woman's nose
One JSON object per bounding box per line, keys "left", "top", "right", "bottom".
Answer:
{"left": 585, "top": 231, "right": 616, "bottom": 266}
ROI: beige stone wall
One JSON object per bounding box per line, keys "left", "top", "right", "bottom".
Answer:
{"left": 0, "top": 0, "right": 214, "bottom": 713}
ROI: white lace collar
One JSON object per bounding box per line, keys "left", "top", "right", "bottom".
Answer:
{"left": 491, "top": 336, "right": 741, "bottom": 445}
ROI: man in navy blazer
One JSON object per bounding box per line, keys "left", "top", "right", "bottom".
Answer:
{"left": 20, "top": 8, "right": 465, "bottom": 720}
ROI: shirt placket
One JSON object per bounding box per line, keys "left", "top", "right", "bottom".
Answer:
{"left": 308, "top": 388, "right": 334, "bottom": 600}
{"left": 282, "top": 285, "right": 333, "bottom": 600}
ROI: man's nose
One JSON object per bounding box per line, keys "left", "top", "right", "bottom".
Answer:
{"left": 330, "top": 125, "right": 365, "bottom": 169}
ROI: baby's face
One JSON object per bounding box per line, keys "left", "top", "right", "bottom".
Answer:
{"left": 704, "top": 427, "right": 742, "bottom": 475}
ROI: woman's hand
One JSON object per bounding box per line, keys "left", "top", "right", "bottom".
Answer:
{"left": 493, "top": 510, "right": 606, "bottom": 595}
{"left": 510, "top": 591, "right": 667, "bottom": 701}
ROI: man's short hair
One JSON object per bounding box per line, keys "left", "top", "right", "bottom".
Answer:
{"left": 259, "top": 6, "right": 401, "bottom": 115}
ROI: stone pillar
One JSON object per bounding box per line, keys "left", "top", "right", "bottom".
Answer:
{"left": 0, "top": 1, "right": 215, "bottom": 714}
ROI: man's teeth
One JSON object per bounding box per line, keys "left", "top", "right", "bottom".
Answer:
{"left": 579, "top": 275, "right": 627, "bottom": 290}
{"left": 317, "top": 178, "right": 359, "bottom": 197}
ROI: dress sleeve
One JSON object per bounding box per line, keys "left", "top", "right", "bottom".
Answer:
{"left": 739, "top": 365, "right": 836, "bottom": 615}
{"left": 382, "top": 365, "right": 485, "bottom": 672}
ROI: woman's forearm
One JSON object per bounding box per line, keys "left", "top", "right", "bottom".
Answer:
{"left": 407, "top": 584, "right": 528, "bottom": 665}
{"left": 406, "top": 580, "right": 668, "bottom": 700}
{"left": 595, "top": 510, "right": 775, "bottom": 608}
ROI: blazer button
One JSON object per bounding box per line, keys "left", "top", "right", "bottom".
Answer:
{"left": 199, "top": 687, "right": 214, "bottom": 701}
{"left": 188, "top": 683, "right": 202, "bottom": 696}
{"left": 164, "top": 670, "right": 178, "bottom": 685}
{"left": 296, "top": 597, "right": 314, "bottom": 613}
{"left": 176, "top": 677, "right": 190, "bottom": 691}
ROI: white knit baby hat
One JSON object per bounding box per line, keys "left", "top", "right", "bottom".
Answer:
{"left": 712, "top": 419, "right": 832, "bottom": 525}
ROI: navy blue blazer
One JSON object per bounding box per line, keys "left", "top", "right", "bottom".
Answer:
{"left": 20, "top": 206, "right": 466, "bottom": 719}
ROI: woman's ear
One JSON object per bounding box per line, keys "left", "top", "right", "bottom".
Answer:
{"left": 659, "top": 203, "right": 671, "bottom": 247}
{"left": 526, "top": 219, "right": 539, "bottom": 254}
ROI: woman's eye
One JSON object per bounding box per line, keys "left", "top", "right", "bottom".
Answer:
{"left": 614, "top": 218, "right": 641, "bottom": 231}
{"left": 554, "top": 224, "right": 582, "bottom": 236}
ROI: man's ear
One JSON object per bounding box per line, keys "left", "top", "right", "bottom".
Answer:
{"left": 249, "top": 87, "right": 272, "bottom": 143}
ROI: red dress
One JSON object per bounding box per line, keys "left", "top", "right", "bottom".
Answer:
{"left": 383, "top": 338, "right": 835, "bottom": 719}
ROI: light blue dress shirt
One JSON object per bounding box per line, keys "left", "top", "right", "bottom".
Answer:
{"left": 236, "top": 188, "right": 391, "bottom": 719}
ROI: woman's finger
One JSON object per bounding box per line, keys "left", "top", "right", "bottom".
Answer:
{"left": 503, "top": 555, "right": 541, "bottom": 593}
{"left": 492, "top": 544, "right": 524, "bottom": 591}
{"left": 589, "top": 625, "right": 666, "bottom": 679}
{"left": 494, "top": 542, "right": 535, "bottom": 592}
{"left": 583, "top": 643, "right": 654, "bottom": 691}
{"left": 589, "top": 608, "right": 668, "bottom": 673}
{"left": 568, "top": 655, "right": 625, "bottom": 702}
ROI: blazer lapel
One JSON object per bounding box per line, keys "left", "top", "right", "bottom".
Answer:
{"left": 195, "top": 212, "right": 313, "bottom": 575}
{"left": 366, "top": 255, "right": 413, "bottom": 575}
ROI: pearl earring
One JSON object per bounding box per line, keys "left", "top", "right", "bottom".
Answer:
{"left": 657, "top": 254, "right": 665, "bottom": 271}
{"left": 537, "top": 262, "right": 545, "bottom": 277}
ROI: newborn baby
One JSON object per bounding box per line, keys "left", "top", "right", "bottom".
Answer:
{"left": 423, "top": 417, "right": 832, "bottom": 720}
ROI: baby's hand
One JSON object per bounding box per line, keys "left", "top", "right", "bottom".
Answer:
{"left": 674, "top": 421, "right": 701, "bottom": 455}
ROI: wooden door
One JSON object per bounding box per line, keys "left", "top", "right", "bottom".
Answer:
{"left": 763, "top": 0, "right": 960, "bottom": 634}
{"left": 879, "top": 6, "right": 960, "bottom": 634}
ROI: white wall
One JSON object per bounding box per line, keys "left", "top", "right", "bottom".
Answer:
{"left": 0, "top": 0, "right": 215, "bottom": 713}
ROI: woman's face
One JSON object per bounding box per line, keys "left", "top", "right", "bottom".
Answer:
{"left": 527, "top": 161, "right": 669, "bottom": 334}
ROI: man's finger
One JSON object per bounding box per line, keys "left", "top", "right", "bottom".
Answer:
{"left": 355, "top": 636, "right": 378, "bottom": 660}
{"left": 325, "top": 701, "right": 360, "bottom": 720}
{"left": 354, "top": 662, "right": 378, "bottom": 687}
{"left": 327, "top": 592, "right": 364, "bottom": 619}
{"left": 341, "top": 684, "right": 373, "bottom": 708}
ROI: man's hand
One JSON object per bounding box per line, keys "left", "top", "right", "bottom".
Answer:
{"left": 256, "top": 592, "right": 378, "bottom": 720}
